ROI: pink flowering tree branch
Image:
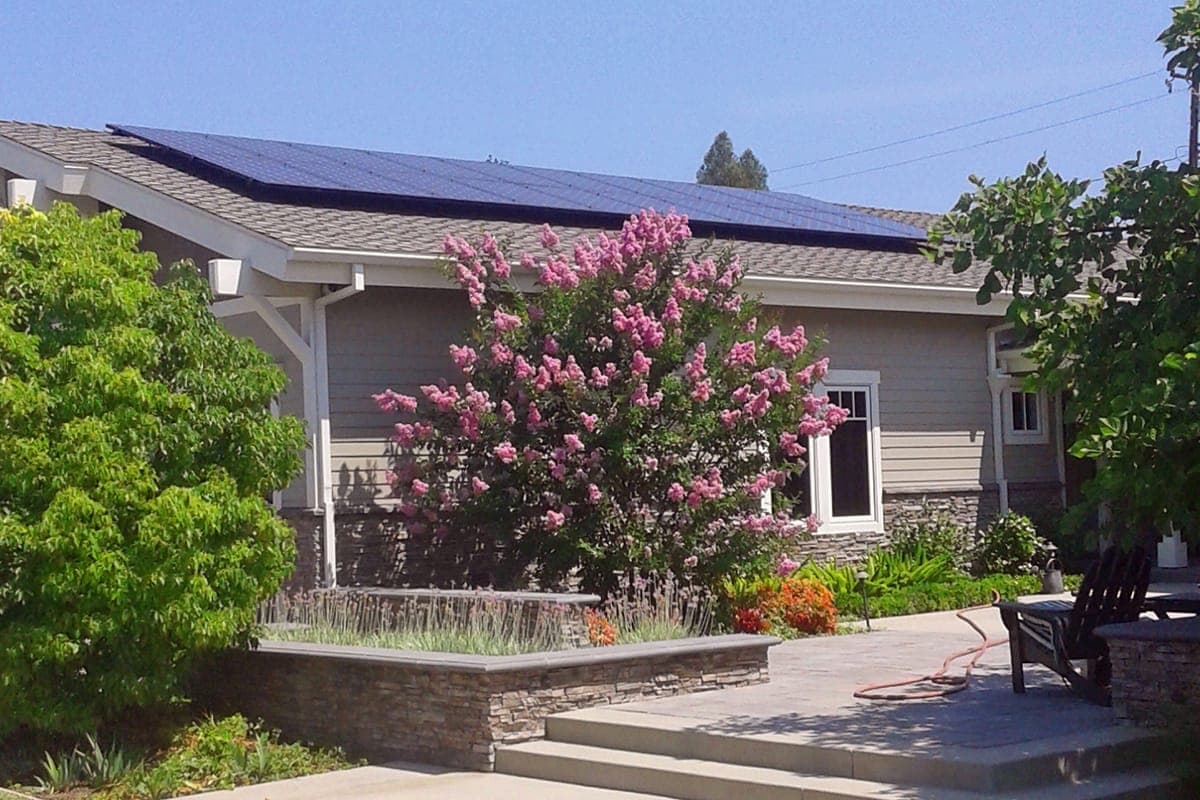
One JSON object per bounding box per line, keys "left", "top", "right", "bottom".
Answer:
{"left": 375, "top": 209, "right": 845, "bottom": 593}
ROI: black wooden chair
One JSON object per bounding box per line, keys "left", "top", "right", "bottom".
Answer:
{"left": 995, "top": 545, "right": 1150, "bottom": 705}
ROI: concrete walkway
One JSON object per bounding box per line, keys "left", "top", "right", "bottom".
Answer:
{"left": 615, "top": 599, "right": 1117, "bottom": 757}
{"left": 190, "top": 762, "right": 668, "bottom": 799}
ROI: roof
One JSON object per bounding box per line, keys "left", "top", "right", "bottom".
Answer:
{"left": 108, "top": 124, "right": 927, "bottom": 242}
{"left": 0, "top": 121, "right": 985, "bottom": 290}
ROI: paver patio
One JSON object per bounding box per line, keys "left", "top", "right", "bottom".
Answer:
{"left": 615, "top": 605, "right": 1117, "bottom": 756}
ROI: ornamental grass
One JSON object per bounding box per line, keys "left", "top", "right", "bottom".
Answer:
{"left": 257, "top": 591, "right": 572, "bottom": 655}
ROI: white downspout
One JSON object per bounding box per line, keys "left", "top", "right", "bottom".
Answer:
{"left": 314, "top": 264, "right": 365, "bottom": 588}
{"left": 986, "top": 323, "right": 1010, "bottom": 515}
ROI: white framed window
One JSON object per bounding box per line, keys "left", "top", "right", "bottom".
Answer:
{"left": 1003, "top": 387, "right": 1047, "bottom": 444}
{"left": 778, "top": 369, "right": 884, "bottom": 534}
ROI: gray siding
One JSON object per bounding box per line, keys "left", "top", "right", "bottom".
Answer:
{"left": 322, "top": 292, "right": 1062, "bottom": 510}
{"left": 326, "top": 287, "right": 473, "bottom": 506}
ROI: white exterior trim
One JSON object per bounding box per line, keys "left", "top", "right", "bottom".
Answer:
{"left": 1002, "top": 386, "right": 1049, "bottom": 445}
{"left": 811, "top": 369, "right": 884, "bottom": 535}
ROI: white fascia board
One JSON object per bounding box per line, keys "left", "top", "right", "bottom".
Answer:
{"left": 286, "top": 250, "right": 1011, "bottom": 316}
{"left": 742, "top": 274, "right": 1009, "bottom": 316}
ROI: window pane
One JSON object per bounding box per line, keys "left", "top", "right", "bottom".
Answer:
{"left": 830, "top": 418, "right": 870, "bottom": 517}
{"left": 1010, "top": 391, "right": 1026, "bottom": 431}
{"left": 1024, "top": 393, "right": 1039, "bottom": 431}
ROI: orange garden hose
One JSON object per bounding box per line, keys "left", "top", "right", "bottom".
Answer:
{"left": 853, "top": 591, "right": 1004, "bottom": 701}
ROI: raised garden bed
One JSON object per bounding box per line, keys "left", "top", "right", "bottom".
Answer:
{"left": 191, "top": 634, "right": 776, "bottom": 770}
{"left": 1097, "top": 617, "right": 1200, "bottom": 733}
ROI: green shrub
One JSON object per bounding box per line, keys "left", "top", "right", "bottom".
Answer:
{"left": 34, "top": 734, "right": 135, "bottom": 792}
{"left": 975, "top": 512, "right": 1046, "bottom": 575}
{"left": 835, "top": 573, "right": 1083, "bottom": 620}
{"left": 0, "top": 205, "right": 306, "bottom": 736}
{"left": 888, "top": 507, "right": 973, "bottom": 569}
{"left": 791, "top": 546, "right": 959, "bottom": 598}
{"left": 107, "top": 715, "right": 354, "bottom": 799}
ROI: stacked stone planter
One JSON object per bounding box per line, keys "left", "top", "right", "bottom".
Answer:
{"left": 1096, "top": 617, "right": 1200, "bottom": 733}
{"left": 192, "top": 634, "right": 777, "bottom": 770}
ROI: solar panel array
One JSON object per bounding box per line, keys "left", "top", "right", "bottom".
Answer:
{"left": 108, "top": 124, "right": 926, "bottom": 241}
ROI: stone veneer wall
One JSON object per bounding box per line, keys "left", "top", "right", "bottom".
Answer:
{"left": 1098, "top": 619, "right": 1200, "bottom": 734}
{"left": 192, "top": 636, "right": 774, "bottom": 771}
{"left": 282, "top": 482, "right": 1063, "bottom": 586}
{"left": 789, "top": 487, "right": 1002, "bottom": 565}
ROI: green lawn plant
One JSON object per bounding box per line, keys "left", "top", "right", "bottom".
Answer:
{"left": 107, "top": 715, "right": 354, "bottom": 800}
{"left": 974, "top": 512, "right": 1046, "bottom": 576}
{"left": 0, "top": 205, "right": 306, "bottom": 737}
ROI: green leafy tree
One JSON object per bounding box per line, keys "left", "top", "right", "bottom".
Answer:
{"left": 696, "top": 131, "right": 769, "bottom": 190}
{"left": 926, "top": 4, "right": 1200, "bottom": 541}
{"left": 0, "top": 204, "right": 305, "bottom": 736}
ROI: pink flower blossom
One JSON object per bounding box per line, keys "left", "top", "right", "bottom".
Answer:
{"left": 579, "top": 412, "right": 598, "bottom": 432}
{"left": 725, "top": 340, "right": 757, "bottom": 368}
{"left": 411, "top": 479, "right": 429, "bottom": 496}
{"left": 449, "top": 344, "right": 477, "bottom": 371}
{"left": 392, "top": 423, "right": 417, "bottom": 446}
{"left": 540, "top": 223, "right": 560, "bottom": 249}
{"left": 685, "top": 343, "right": 707, "bottom": 383}
{"left": 683, "top": 555, "right": 699, "bottom": 568}
{"left": 780, "top": 432, "right": 806, "bottom": 457}
{"left": 719, "top": 409, "right": 742, "bottom": 428}
{"left": 564, "top": 433, "right": 585, "bottom": 453}
{"left": 804, "top": 514, "right": 821, "bottom": 533}
{"left": 544, "top": 509, "right": 565, "bottom": 529}
{"left": 631, "top": 350, "right": 652, "bottom": 376}
{"left": 631, "top": 382, "right": 652, "bottom": 407}
{"left": 500, "top": 400, "right": 516, "bottom": 424}
{"left": 543, "top": 335, "right": 559, "bottom": 355}
{"left": 586, "top": 484, "right": 602, "bottom": 503}
{"left": 691, "top": 379, "right": 712, "bottom": 402}
{"left": 645, "top": 457, "right": 659, "bottom": 471}
{"left": 588, "top": 367, "right": 610, "bottom": 389}
{"left": 667, "top": 482, "right": 686, "bottom": 503}
{"left": 514, "top": 356, "right": 535, "bottom": 380}
{"left": 744, "top": 389, "right": 772, "bottom": 418}
{"left": 663, "top": 296, "right": 682, "bottom": 325}
{"left": 490, "top": 341, "right": 514, "bottom": 365}
{"left": 421, "top": 383, "right": 461, "bottom": 412}
{"left": 777, "top": 555, "right": 800, "bottom": 577}
{"left": 527, "top": 402, "right": 544, "bottom": 429}
{"left": 373, "top": 389, "right": 418, "bottom": 414}
{"left": 493, "top": 309, "right": 523, "bottom": 332}
{"left": 494, "top": 442, "right": 518, "bottom": 463}
{"left": 471, "top": 476, "right": 490, "bottom": 495}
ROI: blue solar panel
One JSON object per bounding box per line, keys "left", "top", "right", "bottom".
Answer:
{"left": 108, "top": 124, "right": 925, "bottom": 241}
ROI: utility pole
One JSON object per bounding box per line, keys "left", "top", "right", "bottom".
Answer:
{"left": 1191, "top": 73, "right": 1198, "bottom": 168}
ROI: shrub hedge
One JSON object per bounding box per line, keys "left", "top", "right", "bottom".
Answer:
{"left": 834, "top": 573, "right": 1083, "bottom": 620}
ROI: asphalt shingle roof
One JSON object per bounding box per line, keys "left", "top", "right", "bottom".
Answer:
{"left": 0, "top": 121, "right": 984, "bottom": 289}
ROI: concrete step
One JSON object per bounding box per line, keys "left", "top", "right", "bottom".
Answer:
{"left": 542, "top": 708, "right": 1166, "bottom": 793}
{"left": 496, "top": 739, "right": 1183, "bottom": 800}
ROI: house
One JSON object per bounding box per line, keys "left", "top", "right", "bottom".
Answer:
{"left": 0, "top": 121, "right": 1070, "bottom": 589}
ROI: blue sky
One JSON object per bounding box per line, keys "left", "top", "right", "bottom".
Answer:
{"left": 3, "top": 1, "right": 1186, "bottom": 212}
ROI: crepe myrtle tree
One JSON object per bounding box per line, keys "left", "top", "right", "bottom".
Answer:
{"left": 374, "top": 210, "right": 846, "bottom": 593}
{"left": 0, "top": 204, "right": 305, "bottom": 736}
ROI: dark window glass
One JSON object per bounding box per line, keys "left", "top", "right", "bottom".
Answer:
{"left": 1010, "top": 391, "right": 1026, "bottom": 430}
{"left": 1024, "top": 393, "right": 1039, "bottom": 431}
{"left": 830, "top": 390, "right": 870, "bottom": 517}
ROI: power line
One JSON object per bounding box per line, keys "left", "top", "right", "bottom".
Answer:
{"left": 776, "top": 93, "right": 1170, "bottom": 190}
{"left": 773, "top": 69, "right": 1162, "bottom": 174}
